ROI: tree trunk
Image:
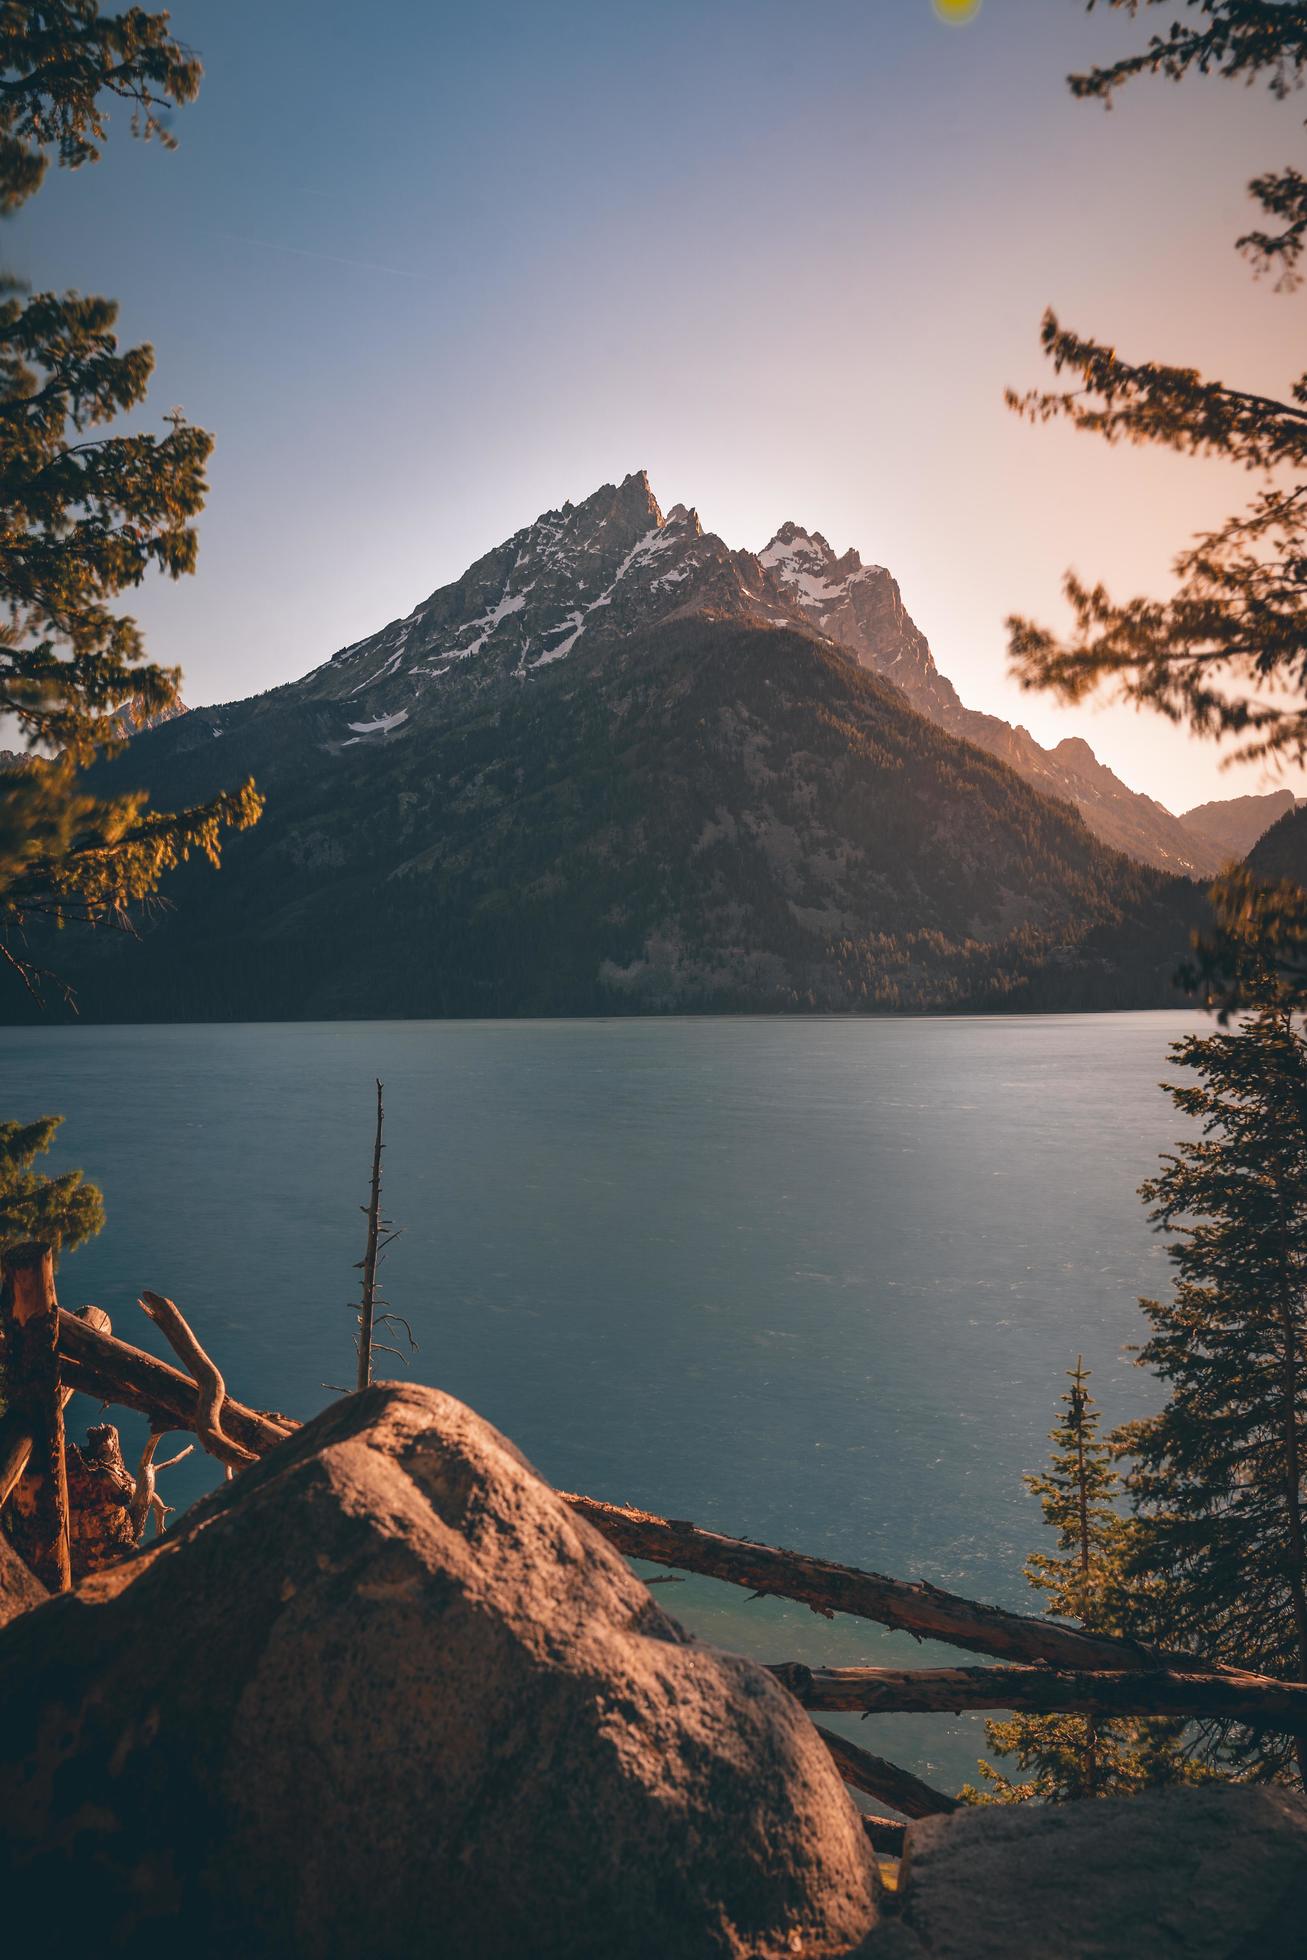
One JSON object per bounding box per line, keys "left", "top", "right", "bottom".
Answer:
{"left": 769, "top": 1660, "right": 1307, "bottom": 1736}
{"left": 1275, "top": 1251, "right": 1307, "bottom": 1783}
{"left": 356, "top": 1080, "right": 384, "bottom": 1393}
{"left": 0, "top": 1304, "right": 109, "bottom": 1508}
{"left": 1070, "top": 1360, "right": 1099, "bottom": 1797}
{"left": 0, "top": 1244, "right": 70, "bottom": 1592}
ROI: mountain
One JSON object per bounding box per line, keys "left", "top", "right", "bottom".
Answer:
{"left": 1247, "top": 802, "right": 1307, "bottom": 885}
{"left": 1179, "top": 790, "right": 1297, "bottom": 866}
{"left": 4, "top": 472, "right": 1207, "bottom": 1023}
{"left": 756, "top": 524, "right": 1232, "bottom": 878}
{"left": 0, "top": 697, "right": 187, "bottom": 772}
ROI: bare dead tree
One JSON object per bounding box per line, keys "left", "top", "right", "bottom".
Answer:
{"left": 350, "top": 1080, "right": 413, "bottom": 1391}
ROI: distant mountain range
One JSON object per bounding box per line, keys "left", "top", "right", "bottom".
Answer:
{"left": 5, "top": 469, "right": 1267, "bottom": 1022}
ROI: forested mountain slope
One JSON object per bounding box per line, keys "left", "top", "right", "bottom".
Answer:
{"left": 4, "top": 474, "right": 1206, "bottom": 1022}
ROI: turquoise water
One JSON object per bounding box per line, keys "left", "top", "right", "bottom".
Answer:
{"left": 2, "top": 1013, "right": 1199, "bottom": 1801}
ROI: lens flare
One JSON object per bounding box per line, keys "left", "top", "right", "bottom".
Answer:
{"left": 933, "top": 0, "right": 982, "bottom": 22}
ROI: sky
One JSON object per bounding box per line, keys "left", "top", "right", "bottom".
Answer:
{"left": 17, "top": 0, "right": 1306, "bottom": 813}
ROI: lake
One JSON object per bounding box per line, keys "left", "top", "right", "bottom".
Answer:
{"left": 1, "top": 1012, "right": 1201, "bottom": 1801}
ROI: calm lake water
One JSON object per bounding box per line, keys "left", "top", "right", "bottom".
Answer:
{"left": 2, "top": 1012, "right": 1201, "bottom": 1801}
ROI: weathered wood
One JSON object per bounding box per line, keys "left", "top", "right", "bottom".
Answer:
{"left": 813, "top": 1722, "right": 959, "bottom": 1819}
{"left": 772, "top": 1662, "right": 1307, "bottom": 1739}
{"left": 0, "top": 1243, "right": 70, "bottom": 1591}
{"left": 56, "top": 1309, "right": 293, "bottom": 1466}
{"left": 0, "top": 1304, "right": 110, "bottom": 1508}
{"left": 65, "top": 1421, "right": 136, "bottom": 1575}
{"left": 45, "top": 1314, "right": 1307, "bottom": 1742}
{"left": 560, "top": 1491, "right": 1246, "bottom": 1679}
{"left": 125, "top": 1433, "right": 194, "bottom": 1543}
{"left": 127, "top": 1433, "right": 162, "bottom": 1540}
{"left": 137, "top": 1290, "right": 256, "bottom": 1466}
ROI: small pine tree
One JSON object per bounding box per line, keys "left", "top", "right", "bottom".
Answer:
{"left": 0, "top": 1115, "right": 102, "bottom": 1260}
{"left": 1120, "top": 1006, "right": 1307, "bottom": 1786}
{"left": 964, "top": 1359, "right": 1205, "bottom": 1804}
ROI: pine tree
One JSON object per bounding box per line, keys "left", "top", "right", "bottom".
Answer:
{"left": 965, "top": 1358, "right": 1206, "bottom": 1804}
{"left": 0, "top": 9, "right": 262, "bottom": 1260}
{"left": 1008, "top": 3, "right": 1307, "bottom": 759}
{"left": 0, "top": 1114, "right": 101, "bottom": 1258}
{"left": 1003, "top": 4, "right": 1307, "bottom": 1009}
{"left": 0, "top": 5, "right": 262, "bottom": 1001}
{"left": 1119, "top": 1006, "right": 1307, "bottom": 1786}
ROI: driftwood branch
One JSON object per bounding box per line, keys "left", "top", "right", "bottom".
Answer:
{"left": 127, "top": 1433, "right": 161, "bottom": 1541}
{"left": 57, "top": 1310, "right": 292, "bottom": 1467}
{"left": 126, "top": 1437, "right": 191, "bottom": 1541}
{"left": 137, "top": 1290, "right": 256, "bottom": 1467}
{"left": 813, "top": 1723, "right": 959, "bottom": 1819}
{"left": 772, "top": 1662, "right": 1307, "bottom": 1740}
{"left": 560, "top": 1492, "right": 1247, "bottom": 1679}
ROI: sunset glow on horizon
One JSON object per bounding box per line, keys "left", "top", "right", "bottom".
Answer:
{"left": 17, "top": 0, "right": 1302, "bottom": 814}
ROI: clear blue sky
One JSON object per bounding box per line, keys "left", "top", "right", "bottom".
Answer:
{"left": 18, "top": 0, "right": 1305, "bottom": 810}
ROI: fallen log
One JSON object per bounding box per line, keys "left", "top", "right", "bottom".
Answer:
{"left": 47, "top": 1317, "right": 1307, "bottom": 1738}
{"left": 771, "top": 1662, "right": 1307, "bottom": 1739}
{"left": 56, "top": 1311, "right": 293, "bottom": 1468}
{"left": 813, "top": 1722, "right": 959, "bottom": 1819}
{"left": 559, "top": 1491, "right": 1234, "bottom": 1677}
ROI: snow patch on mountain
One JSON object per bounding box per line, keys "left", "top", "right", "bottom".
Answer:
{"left": 533, "top": 524, "right": 674, "bottom": 666}
{"left": 759, "top": 527, "right": 885, "bottom": 620}
{"left": 452, "top": 586, "right": 530, "bottom": 663}
{"left": 344, "top": 709, "right": 409, "bottom": 744}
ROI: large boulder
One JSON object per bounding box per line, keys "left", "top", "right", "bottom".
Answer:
{"left": 869, "top": 1784, "right": 1307, "bottom": 1958}
{"left": 0, "top": 1382, "right": 879, "bottom": 1958}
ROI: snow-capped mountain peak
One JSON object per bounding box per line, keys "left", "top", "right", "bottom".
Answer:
{"left": 296, "top": 472, "right": 1254, "bottom": 880}
{"left": 758, "top": 522, "right": 887, "bottom": 625}
{"left": 309, "top": 473, "right": 779, "bottom": 718}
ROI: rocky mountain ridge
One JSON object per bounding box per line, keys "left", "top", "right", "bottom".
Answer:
{"left": 754, "top": 520, "right": 1282, "bottom": 878}
{"left": 1180, "top": 789, "right": 1298, "bottom": 865}
{"left": 285, "top": 472, "right": 1282, "bottom": 877}
{"left": 2, "top": 469, "right": 1223, "bottom": 1023}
